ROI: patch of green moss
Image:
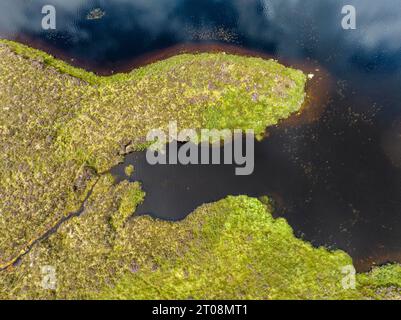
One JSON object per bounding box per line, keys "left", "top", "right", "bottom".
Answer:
{"left": 110, "top": 182, "right": 144, "bottom": 231}
{"left": 357, "top": 264, "right": 401, "bottom": 299}
{"left": 124, "top": 165, "right": 134, "bottom": 177}
{"left": 0, "top": 39, "right": 101, "bottom": 85}
{"left": 0, "top": 42, "right": 97, "bottom": 268}
{"left": 0, "top": 189, "right": 400, "bottom": 299}
{"left": 0, "top": 175, "right": 146, "bottom": 299}
{"left": 95, "top": 197, "right": 401, "bottom": 300}
{"left": 95, "top": 196, "right": 357, "bottom": 299}
{"left": 359, "top": 264, "right": 401, "bottom": 287}
{"left": 203, "top": 57, "right": 306, "bottom": 136}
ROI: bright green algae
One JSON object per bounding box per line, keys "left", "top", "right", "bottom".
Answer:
{"left": 0, "top": 40, "right": 400, "bottom": 300}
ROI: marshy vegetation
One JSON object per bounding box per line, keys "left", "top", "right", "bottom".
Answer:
{"left": 0, "top": 40, "right": 400, "bottom": 299}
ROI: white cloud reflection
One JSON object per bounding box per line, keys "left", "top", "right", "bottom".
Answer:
{"left": 0, "top": 0, "right": 400, "bottom": 56}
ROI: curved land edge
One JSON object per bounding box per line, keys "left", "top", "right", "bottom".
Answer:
{"left": 0, "top": 40, "right": 400, "bottom": 299}
{"left": 4, "top": 38, "right": 332, "bottom": 126}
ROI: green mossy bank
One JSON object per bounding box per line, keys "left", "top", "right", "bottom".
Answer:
{"left": 0, "top": 40, "right": 400, "bottom": 299}
{"left": 1, "top": 185, "right": 400, "bottom": 299}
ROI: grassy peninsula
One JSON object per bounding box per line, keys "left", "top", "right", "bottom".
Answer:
{"left": 0, "top": 40, "right": 399, "bottom": 300}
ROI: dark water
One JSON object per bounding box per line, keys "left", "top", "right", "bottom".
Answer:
{"left": 2, "top": 0, "right": 401, "bottom": 271}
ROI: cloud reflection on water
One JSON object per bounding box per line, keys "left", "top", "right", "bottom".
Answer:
{"left": 0, "top": 0, "right": 400, "bottom": 68}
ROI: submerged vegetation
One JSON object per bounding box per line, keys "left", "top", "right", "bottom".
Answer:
{"left": 86, "top": 8, "right": 106, "bottom": 21}
{"left": 0, "top": 40, "right": 399, "bottom": 299}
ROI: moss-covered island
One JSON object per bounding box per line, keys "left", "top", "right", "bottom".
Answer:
{"left": 0, "top": 40, "right": 399, "bottom": 299}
